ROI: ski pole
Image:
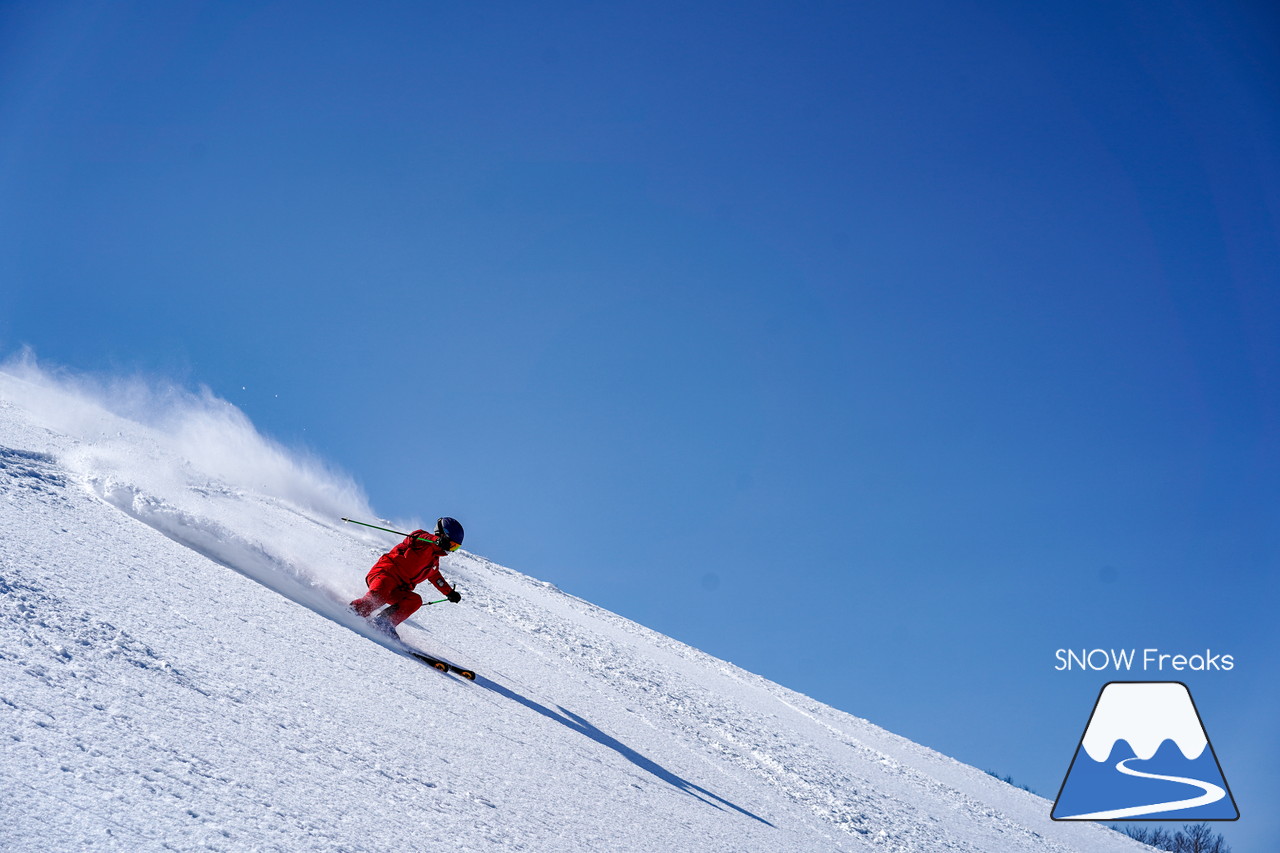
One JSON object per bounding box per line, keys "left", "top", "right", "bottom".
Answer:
{"left": 341, "top": 517, "right": 441, "bottom": 547}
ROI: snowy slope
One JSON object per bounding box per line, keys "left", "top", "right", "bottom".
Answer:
{"left": 0, "top": 367, "right": 1152, "bottom": 852}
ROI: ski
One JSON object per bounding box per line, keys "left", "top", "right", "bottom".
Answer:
{"left": 406, "top": 650, "right": 477, "bottom": 680}
{"left": 359, "top": 612, "right": 476, "bottom": 679}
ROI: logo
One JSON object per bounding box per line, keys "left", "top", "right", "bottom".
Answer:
{"left": 1051, "top": 682, "right": 1238, "bottom": 821}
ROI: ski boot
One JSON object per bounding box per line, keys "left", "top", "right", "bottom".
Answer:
{"left": 369, "top": 611, "right": 400, "bottom": 641}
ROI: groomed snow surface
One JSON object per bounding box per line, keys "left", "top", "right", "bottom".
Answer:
{"left": 0, "top": 370, "right": 1152, "bottom": 852}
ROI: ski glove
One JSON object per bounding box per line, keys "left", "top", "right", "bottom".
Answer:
{"left": 447, "top": 590, "right": 462, "bottom": 604}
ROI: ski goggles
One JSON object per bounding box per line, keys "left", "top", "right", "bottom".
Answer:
{"left": 439, "top": 537, "right": 462, "bottom": 552}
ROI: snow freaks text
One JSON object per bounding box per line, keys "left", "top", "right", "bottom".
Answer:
{"left": 1054, "top": 649, "right": 1235, "bottom": 672}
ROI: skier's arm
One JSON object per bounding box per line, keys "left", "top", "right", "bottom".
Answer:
{"left": 425, "top": 566, "right": 462, "bottom": 602}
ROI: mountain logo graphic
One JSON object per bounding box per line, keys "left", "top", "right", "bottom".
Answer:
{"left": 1051, "top": 681, "right": 1239, "bottom": 821}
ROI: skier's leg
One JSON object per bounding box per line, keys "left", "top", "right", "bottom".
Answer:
{"left": 350, "top": 570, "right": 401, "bottom": 617}
{"left": 350, "top": 592, "right": 381, "bottom": 617}
{"left": 383, "top": 591, "right": 423, "bottom": 627}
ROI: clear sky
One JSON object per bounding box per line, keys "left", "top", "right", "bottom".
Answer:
{"left": 3, "top": 1, "right": 1277, "bottom": 847}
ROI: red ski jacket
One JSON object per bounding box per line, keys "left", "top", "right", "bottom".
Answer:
{"left": 367, "top": 530, "right": 455, "bottom": 597}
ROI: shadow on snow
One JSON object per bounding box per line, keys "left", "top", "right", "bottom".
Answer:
{"left": 478, "top": 676, "right": 774, "bottom": 828}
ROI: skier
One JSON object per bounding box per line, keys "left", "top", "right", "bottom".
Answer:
{"left": 350, "top": 517, "right": 464, "bottom": 638}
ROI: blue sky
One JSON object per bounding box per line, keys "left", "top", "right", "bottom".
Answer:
{"left": 3, "top": 1, "right": 1277, "bottom": 846}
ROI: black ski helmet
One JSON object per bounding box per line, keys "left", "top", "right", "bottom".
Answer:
{"left": 435, "top": 517, "right": 464, "bottom": 547}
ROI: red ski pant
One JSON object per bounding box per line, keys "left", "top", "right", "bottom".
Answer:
{"left": 349, "top": 570, "right": 422, "bottom": 626}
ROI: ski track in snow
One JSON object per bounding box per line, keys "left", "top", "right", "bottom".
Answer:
{"left": 0, "top": 388, "right": 1152, "bottom": 852}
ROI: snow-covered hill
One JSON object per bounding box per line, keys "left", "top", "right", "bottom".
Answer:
{"left": 0, "top": 365, "right": 1151, "bottom": 852}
